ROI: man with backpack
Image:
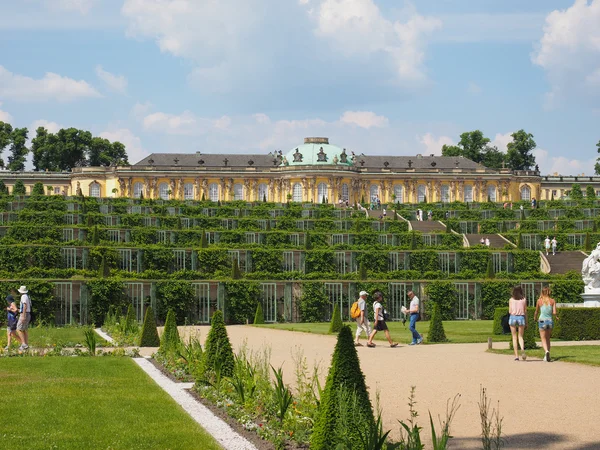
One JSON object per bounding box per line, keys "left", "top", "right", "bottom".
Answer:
{"left": 351, "top": 291, "right": 371, "bottom": 346}
{"left": 366, "top": 292, "right": 398, "bottom": 348}
{"left": 5, "top": 288, "right": 21, "bottom": 350}
{"left": 16, "top": 286, "right": 31, "bottom": 351}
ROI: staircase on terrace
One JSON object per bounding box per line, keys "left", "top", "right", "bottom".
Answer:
{"left": 409, "top": 220, "right": 447, "bottom": 232}
{"left": 548, "top": 251, "right": 585, "bottom": 274}
{"left": 465, "top": 234, "right": 513, "bottom": 249}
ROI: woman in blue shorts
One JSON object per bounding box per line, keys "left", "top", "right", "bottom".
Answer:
{"left": 534, "top": 287, "right": 557, "bottom": 362}
{"left": 508, "top": 286, "right": 528, "bottom": 361}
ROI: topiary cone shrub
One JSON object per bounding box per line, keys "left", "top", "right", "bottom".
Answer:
{"left": 486, "top": 258, "right": 495, "bottom": 279}
{"left": 253, "top": 302, "right": 265, "bottom": 325}
{"left": 329, "top": 303, "right": 343, "bottom": 334}
{"left": 125, "top": 304, "right": 137, "bottom": 333}
{"left": 231, "top": 258, "right": 242, "bottom": 279}
{"left": 139, "top": 306, "right": 160, "bottom": 347}
{"left": 160, "top": 309, "right": 181, "bottom": 353}
{"left": 359, "top": 261, "right": 367, "bottom": 280}
{"left": 203, "top": 310, "right": 234, "bottom": 378}
{"left": 311, "top": 325, "right": 374, "bottom": 450}
{"left": 200, "top": 229, "right": 208, "bottom": 248}
{"left": 426, "top": 302, "right": 447, "bottom": 343}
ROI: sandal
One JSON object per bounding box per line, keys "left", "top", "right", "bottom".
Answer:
{"left": 390, "top": 343, "right": 398, "bottom": 348}
{"left": 367, "top": 343, "right": 376, "bottom": 348}
{"left": 354, "top": 342, "right": 363, "bottom": 347}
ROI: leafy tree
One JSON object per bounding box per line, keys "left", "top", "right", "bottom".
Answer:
{"left": 0, "top": 121, "right": 14, "bottom": 168}
{"left": 0, "top": 180, "right": 7, "bottom": 196}
{"left": 203, "top": 310, "right": 234, "bottom": 377}
{"left": 329, "top": 303, "right": 343, "bottom": 333}
{"left": 7, "top": 128, "right": 29, "bottom": 171}
{"left": 506, "top": 130, "right": 536, "bottom": 170}
{"left": 253, "top": 302, "right": 265, "bottom": 324}
{"left": 595, "top": 140, "right": 600, "bottom": 175}
{"left": 311, "top": 325, "right": 374, "bottom": 450}
{"left": 88, "top": 137, "right": 128, "bottom": 167}
{"left": 441, "top": 130, "right": 506, "bottom": 169}
{"left": 139, "top": 306, "right": 160, "bottom": 347}
{"left": 160, "top": 309, "right": 181, "bottom": 353}
{"left": 12, "top": 180, "right": 26, "bottom": 196}
{"left": 31, "top": 181, "right": 45, "bottom": 196}
{"left": 570, "top": 184, "right": 583, "bottom": 200}
{"left": 427, "top": 303, "right": 447, "bottom": 343}
{"left": 586, "top": 185, "right": 596, "bottom": 200}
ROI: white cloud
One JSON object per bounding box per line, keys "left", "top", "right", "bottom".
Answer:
{"left": 141, "top": 110, "right": 232, "bottom": 136}
{"left": 490, "top": 132, "right": 513, "bottom": 152}
{"left": 0, "top": 65, "right": 101, "bottom": 102}
{"left": 532, "top": 0, "right": 600, "bottom": 105}
{"left": 0, "top": 102, "right": 12, "bottom": 123}
{"left": 48, "top": 0, "right": 97, "bottom": 14}
{"left": 95, "top": 65, "right": 127, "bottom": 93}
{"left": 339, "top": 111, "right": 388, "bottom": 129}
{"left": 307, "top": 0, "right": 441, "bottom": 83}
{"left": 30, "top": 119, "right": 62, "bottom": 134}
{"left": 533, "top": 148, "right": 596, "bottom": 176}
{"left": 417, "top": 133, "right": 454, "bottom": 156}
{"left": 99, "top": 128, "right": 145, "bottom": 165}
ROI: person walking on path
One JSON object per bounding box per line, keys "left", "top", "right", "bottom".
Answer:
{"left": 5, "top": 288, "right": 21, "bottom": 350}
{"left": 534, "top": 287, "right": 558, "bottom": 362}
{"left": 405, "top": 290, "right": 422, "bottom": 345}
{"left": 16, "top": 286, "right": 31, "bottom": 351}
{"left": 366, "top": 292, "right": 398, "bottom": 348}
{"left": 509, "top": 286, "right": 528, "bottom": 361}
{"left": 354, "top": 291, "right": 371, "bottom": 346}
{"left": 551, "top": 237, "right": 558, "bottom": 256}
{"left": 544, "top": 236, "right": 551, "bottom": 256}
{"left": 485, "top": 237, "right": 490, "bottom": 247}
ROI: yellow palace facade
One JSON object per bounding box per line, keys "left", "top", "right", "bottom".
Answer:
{"left": 1, "top": 137, "right": 550, "bottom": 203}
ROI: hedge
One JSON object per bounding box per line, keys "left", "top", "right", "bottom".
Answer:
{"left": 554, "top": 308, "right": 600, "bottom": 340}
{"left": 493, "top": 307, "right": 537, "bottom": 349}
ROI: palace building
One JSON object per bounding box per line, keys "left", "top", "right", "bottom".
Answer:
{"left": 0, "top": 137, "right": 596, "bottom": 203}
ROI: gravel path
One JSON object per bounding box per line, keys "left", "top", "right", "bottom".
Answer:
{"left": 177, "top": 325, "right": 600, "bottom": 450}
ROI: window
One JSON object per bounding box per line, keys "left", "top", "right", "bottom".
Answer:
{"left": 391, "top": 185, "right": 403, "bottom": 204}
{"left": 89, "top": 182, "right": 101, "bottom": 198}
{"left": 487, "top": 184, "right": 497, "bottom": 202}
{"left": 258, "top": 183, "right": 268, "bottom": 202}
{"left": 441, "top": 185, "right": 450, "bottom": 203}
{"left": 184, "top": 183, "right": 194, "bottom": 200}
{"left": 159, "top": 182, "right": 169, "bottom": 200}
{"left": 292, "top": 182, "right": 303, "bottom": 202}
{"left": 317, "top": 182, "right": 328, "bottom": 203}
{"left": 341, "top": 184, "right": 349, "bottom": 201}
{"left": 417, "top": 184, "right": 426, "bottom": 203}
{"left": 209, "top": 183, "right": 219, "bottom": 202}
{"left": 520, "top": 185, "right": 531, "bottom": 201}
{"left": 464, "top": 185, "right": 473, "bottom": 203}
{"left": 370, "top": 184, "right": 379, "bottom": 202}
{"left": 133, "top": 182, "right": 143, "bottom": 198}
{"left": 233, "top": 183, "right": 244, "bottom": 201}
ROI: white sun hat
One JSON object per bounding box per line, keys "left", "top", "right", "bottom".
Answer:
{"left": 18, "top": 286, "right": 28, "bottom": 294}
{"left": 359, "top": 291, "right": 368, "bottom": 296}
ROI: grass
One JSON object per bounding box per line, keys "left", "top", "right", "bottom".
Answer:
{"left": 0, "top": 357, "right": 221, "bottom": 450}
{"left": 489, "top": 345, "right": 600, "bottom": 367}
{"left": 256, "top": 320, "right": 512, "bottom": 344}
{"left": 0, "top": 325, "right": 108, "bottom": 348}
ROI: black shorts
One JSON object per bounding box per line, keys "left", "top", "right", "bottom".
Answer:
{"left": 375, "top": 321, "right": 388, "bottom": 331}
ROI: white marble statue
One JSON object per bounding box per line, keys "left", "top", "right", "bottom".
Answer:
{"left": 582, "top": 243, "right": 600, "bottom": 293}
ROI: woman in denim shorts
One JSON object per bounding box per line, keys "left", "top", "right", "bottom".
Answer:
{"left": 508, "top": 286, "right": 528, "bottom": 361}
{"left": 534, "top": 287, "right": 557, "bottom": 362}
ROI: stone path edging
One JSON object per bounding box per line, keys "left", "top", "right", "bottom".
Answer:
{"left": 94, "top": 328, "right": 115, "bottom": 344}
{"left": 134, "top": 357, "right": 258, "bottom": 450}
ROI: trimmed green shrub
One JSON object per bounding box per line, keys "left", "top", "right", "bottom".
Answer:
{"left": 125, "top": 304, "right": 137, "bottom": 333}
{"left": 359, "top": 261, "right": 367, "bottom": 280}
{"left": 427, "top": 302, "right": 447, "bottom": 342}
{"left": 92, "top": 225, "right": 99, "bottom": 246}
{"left": 554, "top": 308, "right": 600, "bottom": 340}
{"left": 31, "top": 182, "right": 45, "bottom": 196}
{"left": 224, "top": 281, "right": 261, "bottom": 325}
{"left": 160, "top": 309, "right": 181, "bottom": 353}
{"left": 481, "top": 281, "right": 514, "bottom": 320}
{"left": 551, "top": 280, "right": 584, "bottom": 304}
{"left": 13, "top": 180, "right": 26, "bottom": 196}
{"left": 231, "top": 258, "right": 242, "bottom": 279}
{"left": 298, "top": 282, "right": 329, "bottom": 322}
{"left": 424, "top": 281, "right": 457, "bottom": 320}
{"left": 200, "top": 229, "right": 208, "bottom": 248}
{"left": 203, "top": 310, "right": 235, "bottom": 377}
{"left": 139, "top": 306, "right": 160, "bottom": 347}
{"left": 311, "top": 325, "right": 374, "bottom": 450}
{"left": 329, "top": 303, "right": 343, "bottom": 333}
{"left": 493, "top": 307, "right": 537, "bottom": 349}
{"left": 486, "top": 258, "right": 495, "bottom": 279}
{"left": 253, "top": 302, "right": 265, "bottom": 324}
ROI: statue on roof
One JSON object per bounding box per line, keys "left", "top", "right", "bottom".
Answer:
{"left": 340, "top": 149, "right": 348, "bottom": 164}
{"left": 317, "top": 147, "right": 328, "bottom": 162}
{"left": 333, "top": 155, "right": 339, "bottom": 165}
{"left": 293, "top": 148, "right": 303, "bottom": 163}
{"left": 282, "top": 156, "right": 289, "bottom": 166}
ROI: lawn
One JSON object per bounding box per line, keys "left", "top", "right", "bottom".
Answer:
{"left": 256, "top": 320, "right": 512, "bottom": 344}
{"left": 0, "top": 325, "right": 108, "bottom": 348}
{"left": 489, "top": 345, "right": 600, "bottom": 367}
{"left": 0, "top": 357, "right": 221, "bottom": 450}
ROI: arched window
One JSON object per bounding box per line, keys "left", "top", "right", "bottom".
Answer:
{"left": 258, "top": 183, "right": 268, "bottom": 202}
{"left": 370, "top": 184, "right": 379, "bottom": 202}
{"left": 520, "top": 185, "right": 531, "bottom": 201}
{"left": 89, "top": 182, "right": 101, "bottom": 198}
{"left": 317, "top": 182, "right": 329, "bottom": 203}
{"left": 184, "top": 183, "right": 194, "bottom": 200}
{"left": 292, "top": 182, "right": 303, "bottom": 202}
{"left": 133, "top": 182, "right": 143, "bottom": 198}
{"left": 233, "top": 183, "right": 244, "bottom": 201}
{"left": 464, "top": 185, "right": 473, "bottom": 203}
{"left": 209, "top": 183, "right": 219, "bottom": 202}
{"left": 341, "top": 183, "right": 349, "bottom": 201}
{"left": 159, "top": 182, "right": 169, "bottom": 200}
{"left": 441, "top": 185, "right": 450, "bottom": 203}
{"left": 393, "top": 185, "right": 403, "bottom": 204}
{"left": 487, "top": 184, "right": 497, "bottom": 202}
{"left": 417, "top": 184, "right": 427, "bottom": 203}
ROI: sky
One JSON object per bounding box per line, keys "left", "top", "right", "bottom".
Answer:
{"left": 0, "top": 0, "right": 599, "bottom": 175}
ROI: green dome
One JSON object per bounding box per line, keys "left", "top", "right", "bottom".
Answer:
{"left": 282, "top": 138, "right": 352, "bottom": 166}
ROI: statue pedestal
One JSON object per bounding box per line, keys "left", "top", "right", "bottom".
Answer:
{"left": 581, "top": 293, "right": 600, "bottom": 307}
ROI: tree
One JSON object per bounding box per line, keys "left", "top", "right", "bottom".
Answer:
{"left": 329, "top": 303, "right": 343, "bottom": 333}
{"left": 311, "top": 325, "right": 374, "bottom": 450}
{"left": 139, "top": 306, "right": 160, "bottom": 347}
{"left": 253, "top": 302, "right": 265, "bottom": 324}
{"left": 440, "top": 130, "right": 506, "bottom": 168}
{"left": 427, "top": 303, "right": 447, "bottom": 343}
{"left": 595, "top": 140, "right": 600, "bottom": 175}
{"left": 570, "top": 184, "right": 583, "bottom": 200}
{"left": 0, "top": 181, "right": 7, "bottom": 196}
{"left": 88, "top": 137, "right": 129, "bottom": 167}
{"left": 506, "top": 130, "right": 536, "bottom": 171}
{"left": 12, "top": 180, "right": 26, "bottom": 196}
{"left": 160, "top": 309, "right": 181, "bottom": 353}
{"left": 203, "top": 310, "right": 234, "bottom": 377}
{"left": 0, "top": 121, "right": 14, "bottom": 168}
{"left": 586, "top": 185, "right": 596, "bottom": 200}
{"left": 7, "top": 128, "right": 29, "bottom": 171}
{"left": 31, "top": 181, "right": 45, "bottom": 196}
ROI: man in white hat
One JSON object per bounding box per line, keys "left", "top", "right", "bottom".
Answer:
{"left": 354, "top": 291, "right": 371, "bottom": 346}
{"left": 17, "top": 286, "right": 31, "bottom": 350}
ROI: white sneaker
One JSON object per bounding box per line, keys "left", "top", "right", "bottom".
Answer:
{"left": 20, "top": 344, "right": 29, "bottom": 350}
{"left": 3, "top": 345, "right": 9, "bottom": 351}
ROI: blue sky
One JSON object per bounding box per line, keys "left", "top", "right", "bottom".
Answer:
{"left": 0, "top": 0, "right": 599, "bottom": 175}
